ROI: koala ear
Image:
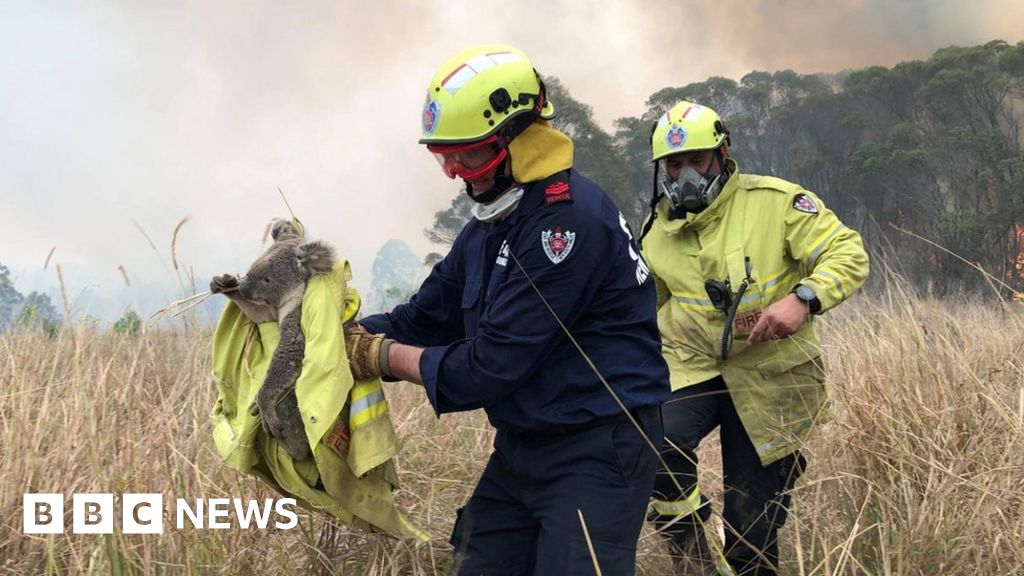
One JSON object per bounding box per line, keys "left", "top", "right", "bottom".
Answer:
{"left": 270, "top": 218, "right": 300, "bottom": 242}
{"left": 295, "top": 240, "right": 336, "bottom": 275}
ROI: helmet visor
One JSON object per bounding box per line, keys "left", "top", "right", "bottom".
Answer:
{"left": 428, "top": 136, "right": 506, "bottom": 180}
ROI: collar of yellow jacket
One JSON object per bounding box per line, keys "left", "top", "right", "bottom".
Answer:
{"left": 657, "top": 158, "right": 741, "bottom": 234}
{"left": 508, "top": 120, "right": 574, "bottom": 183}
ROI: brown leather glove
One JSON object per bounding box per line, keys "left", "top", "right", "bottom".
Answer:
{"left": 344, "top": 324, "right": 394, "bottom": 380}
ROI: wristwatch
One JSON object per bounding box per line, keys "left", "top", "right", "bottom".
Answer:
{"left": 791, "top": 284, "right": 822, "bottom": 314}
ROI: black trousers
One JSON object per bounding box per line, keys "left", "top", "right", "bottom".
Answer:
{"left": 449, "top": 407, "right": 662, "bottom": 576}
{"left": 652, "top": 377, "right": 805, "bottom": 576}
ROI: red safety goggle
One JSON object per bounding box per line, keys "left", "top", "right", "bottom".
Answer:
{"left": 428, "top": 135, "right": 507, "bottom": 181}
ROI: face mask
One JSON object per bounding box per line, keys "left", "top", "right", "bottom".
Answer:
{"left": 471, "top": 186, "right": 524, "bottom": 223}
{"left": 659, "top": 161, "right": 729, "bottom": 214}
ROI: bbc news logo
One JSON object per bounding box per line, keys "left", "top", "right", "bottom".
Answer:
{"left": 23, "top": 494, "right": 298, "bottom": 534}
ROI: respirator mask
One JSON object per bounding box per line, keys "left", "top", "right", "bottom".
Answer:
{"left": 658, "top": 156, "right": 730, "bottom": 215}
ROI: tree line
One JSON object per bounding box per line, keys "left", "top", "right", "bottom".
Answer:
{"left": 0, "top": 264, "right": 61, "bottom": 335}
{"left": 427, "top": 40, "right": 1024, "bottom": 296}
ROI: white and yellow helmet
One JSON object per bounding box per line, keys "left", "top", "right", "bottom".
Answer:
{"left": 420, "top": 44, "right": 555, "bottom": 146}
{"left": 637, "top": 101, "right": 733, "bottom": 233}
{"left": 650, "top": 100, "right": 730, "bottom": 162}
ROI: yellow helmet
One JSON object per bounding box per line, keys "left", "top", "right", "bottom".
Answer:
{"left": 650, "top": 100, "right": 730, "bottom": 162}
{"left": 420, "top": 44, "right": 556, "bottom": 146}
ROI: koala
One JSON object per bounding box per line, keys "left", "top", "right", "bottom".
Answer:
{"left": 210, "top": 218, "right": 336, "bottom": 461}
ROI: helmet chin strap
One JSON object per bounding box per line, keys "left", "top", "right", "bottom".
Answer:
{"left": 463, "top": 155, "right": 516, "bottom": 204}
{"left": 462, "top": 110, "right": 541, "bottom": 204}
{"left": 700, "top": 147, "right": 731, "bottom": 207}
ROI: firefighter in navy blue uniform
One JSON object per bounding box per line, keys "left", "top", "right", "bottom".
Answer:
{"left": 342, "top": 45, "right": 670, "bottom": 575}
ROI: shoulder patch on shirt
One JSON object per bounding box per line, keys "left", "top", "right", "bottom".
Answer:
{"left": 541, "top": 226, "right": 576, "bottom": 264}
{"left": 544, "top": 181, "right": 572, "bottom": 205}
{"left": 793, "top": 193, "right": 818, "bottom": 214}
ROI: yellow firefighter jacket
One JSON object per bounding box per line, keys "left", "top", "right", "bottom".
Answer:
{"left": 641, "top": 160, "right": 869, "bottom": 464}
{"left": 210, "top": 259, "right": 427, "bottom": 540}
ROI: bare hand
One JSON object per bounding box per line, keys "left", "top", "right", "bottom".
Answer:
{"left": 747, "top": 294, "right": 810, "bottom": 344}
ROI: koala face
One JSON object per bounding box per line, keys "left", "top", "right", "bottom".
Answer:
{"left": 238, "top": 224, "right": 336, "bottom": 308}
{"left": 239, "top": 238, "right": 304, "bottom": 306}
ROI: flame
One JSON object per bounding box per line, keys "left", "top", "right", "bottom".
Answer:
{"left": 1015, "top": 223, "right": 1024, "bottom": 275}
{"left": 1013, "top": 223, "right": 1024, "bottom": 301}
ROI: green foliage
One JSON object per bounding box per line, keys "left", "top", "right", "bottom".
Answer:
{"left": 18, "top": 292, "right": 62, "bottom": 337}
{"left": 367, "top": 239, "right": 426, "bottom": 314}
{"left": 545, "top": 77, "right": 639, "bottom": 224}
{"left": 0, "top": 264, "right": 25, "bottom": 333}
{"left": 380, "top": 286, "right": 415, "bottom": 312}
{"left": 423, "top": 253, "right": 443, "bottom": 267}
{"left": 424, "top": 193, "right": 474, "bottom": 246}
{"left": 114, "top": 310, "right": 142, "bottom": 336}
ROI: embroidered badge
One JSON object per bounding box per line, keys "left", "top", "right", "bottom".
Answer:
{"left": 544, "top": 181, "right": 572, "bottom": 205}
{"left": 665, "top": 123, "right": 687, "bottom": 150}
{"left": 541, "top": 227, "right": 576, "bottom": 264}
{"left": 422, "top": 99, "right": 441, "bottom": 135}
{"left": 793, "top": 193, "right": 818, "bottom": 214}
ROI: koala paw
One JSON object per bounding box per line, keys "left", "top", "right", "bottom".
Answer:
{"left": 210, "top": 274, "right": 240, "bottom": 294}
{"left": 255, "top": 384, "right": 310, "bottom": 460}
{"left": 256, "top": 386, "right": 286, "bottom": 439}
{"left": 280, "top": 428, "right": 311, "bottom": 461}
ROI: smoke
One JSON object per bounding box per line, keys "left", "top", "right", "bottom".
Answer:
{"left": 1, "top": 1, "right": 1021, "bottom": 320}
{"left": 532, "top": 0, "right": 1024, "bottom": 122}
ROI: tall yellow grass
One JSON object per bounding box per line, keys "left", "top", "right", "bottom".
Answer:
{"left": 1, "top": 290, "right": 1022, "bottom": 575}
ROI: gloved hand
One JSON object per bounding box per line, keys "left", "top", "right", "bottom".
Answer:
{"left": 344, "top": 324, "right": 394, "bottom": 380}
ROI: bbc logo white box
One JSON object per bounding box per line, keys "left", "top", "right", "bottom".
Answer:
{"left": 23, "top": 493, "right": 63, "bottom": 534}
{"left": 72, "top": 493, "right": 114, "bottom": 534}
{"left": 122, "top": 494, "right": 163, "bottom": 534}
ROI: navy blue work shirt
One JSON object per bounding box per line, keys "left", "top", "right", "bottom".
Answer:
{"left": 360, "top": 169, "right": 669, "bottom": 432}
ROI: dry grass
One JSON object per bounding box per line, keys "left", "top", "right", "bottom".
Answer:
{"left": 117, "top": 265, "right": 131, "bottom": 289}
{"left": 171, "top": 217, "right": 191, "bottom": 273}
{"left": 1, "top": 288, "right": 1022, "bottom": 575}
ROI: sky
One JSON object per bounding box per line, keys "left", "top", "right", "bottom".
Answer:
{"left": 2, "top": 0, "right": 1023, "bottom": 322}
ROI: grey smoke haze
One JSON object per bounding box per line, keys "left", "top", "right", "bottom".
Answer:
{"left": 2, "top": 1, "right": 1021, "bottom": 321}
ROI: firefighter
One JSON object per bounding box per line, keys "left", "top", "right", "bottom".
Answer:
{"left": 638, "top": 101, "right": 869, "bottom": 575}
{"left": 344, "top": 45, "right": 670, "bottom": 575}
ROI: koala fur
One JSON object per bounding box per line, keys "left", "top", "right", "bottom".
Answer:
{"left": 210, "top": 218, "right": 335, "bottom": 460}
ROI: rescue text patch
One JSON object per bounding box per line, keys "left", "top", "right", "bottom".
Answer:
{"left": 544, "top": 181, "right": 572, "bottom": 205}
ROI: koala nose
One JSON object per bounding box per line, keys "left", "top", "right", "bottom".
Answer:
{"left": 238, "top": 275, "right": 252, "bottom": 298}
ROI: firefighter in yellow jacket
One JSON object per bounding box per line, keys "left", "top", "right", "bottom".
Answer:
{"left": 638, "top": 101, "right": 869, "bottom": 575}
